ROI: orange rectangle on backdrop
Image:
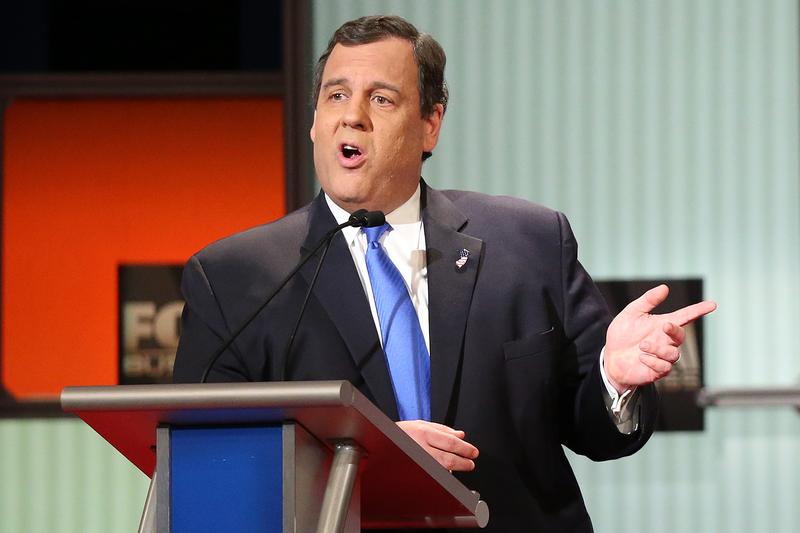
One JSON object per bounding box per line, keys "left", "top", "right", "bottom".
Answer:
{"left": 3, "top": 98, "right": 286, "bottom": 399}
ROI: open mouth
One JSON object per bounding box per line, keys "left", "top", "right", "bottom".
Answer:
{"left": 338, "top": 143, "right": 366, "bottom": 168}
{"left": 341, "top": 143, "right": 362, "bottom": 159}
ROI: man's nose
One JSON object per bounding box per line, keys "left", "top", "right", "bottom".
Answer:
{"left": 341, "top": 96, "right": 371, "bottom": 131}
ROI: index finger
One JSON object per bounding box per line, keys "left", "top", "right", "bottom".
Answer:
{"left": 667, "top": 300, "right": 717, "bottom": 326}
{"left": 427, "top": 430, "right": 479, "bottom": 459}
{"left": 424, "top": 421, "right": 467, "bottom": 437}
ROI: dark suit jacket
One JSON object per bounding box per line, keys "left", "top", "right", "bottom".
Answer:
{"left": 173, "top": 182, "right": 657, "bottom": 532}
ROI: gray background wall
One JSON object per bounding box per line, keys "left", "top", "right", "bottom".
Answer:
{"left": 2, "top": 1, "right": 798, "bottom": 531}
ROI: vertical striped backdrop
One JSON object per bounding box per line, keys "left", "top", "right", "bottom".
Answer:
{"left": 313, "top": 2, "right": 799, "bottom": 532}
{"left": 1, "top": 2, "right": 798, "bottom": 531}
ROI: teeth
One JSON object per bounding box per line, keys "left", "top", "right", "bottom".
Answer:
{"left": 343, "top": 144, "right": 358, "bottom": 151}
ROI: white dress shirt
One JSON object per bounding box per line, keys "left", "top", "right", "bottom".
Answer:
{"left": 325, "top": 185, "right": 430, "bottom": 352}
{"left": 324, "top": 184, "right": 636, "bottom": 430}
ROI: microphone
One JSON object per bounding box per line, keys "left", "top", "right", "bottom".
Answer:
{"left": 199, "top": 209, "right": 385, "bottom": 383}
{"left": 280, "top": 209, "right": 384, "bottom": 380}
{"left": 349, "top": 209, "right": 385, "bottom": 228}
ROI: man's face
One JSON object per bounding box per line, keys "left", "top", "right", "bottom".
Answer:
{"left": 310, "top": 38, "right": 443, "bottom": 214}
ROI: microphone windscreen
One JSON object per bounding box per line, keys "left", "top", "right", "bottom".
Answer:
{"left": 348, "top": 209, "right": 368, "bottom": 225}
{"left": 348, "top": 209, "right": 385, "bottom": 227}
{"left": 362, "top": 211, "right": 385, "bottom": 227}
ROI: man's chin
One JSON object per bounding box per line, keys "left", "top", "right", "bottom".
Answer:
{"left": 325, "top": 190, "right": 373, "bottom": 213}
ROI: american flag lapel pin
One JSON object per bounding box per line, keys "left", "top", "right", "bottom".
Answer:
{"left": 455, "top": 248, "right": 471, "bottom": 270}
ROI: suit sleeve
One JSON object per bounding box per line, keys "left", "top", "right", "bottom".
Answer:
{"left": 172, "top": 254, "right": 251, "bottom": 383}
{"left": 555, "top": 212, "right": 658, "bottom": 461}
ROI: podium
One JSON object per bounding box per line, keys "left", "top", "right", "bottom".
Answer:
{"left": 61, "top": 380, "right": 489, "bottom": 532}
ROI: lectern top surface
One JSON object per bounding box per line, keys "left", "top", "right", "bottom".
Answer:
{"left": 61, "top": 380, "right": 489, "bottom": 528}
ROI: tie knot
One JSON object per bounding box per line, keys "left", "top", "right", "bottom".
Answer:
{"left": 363, "top": 223, "right": 391, "bottom": 246}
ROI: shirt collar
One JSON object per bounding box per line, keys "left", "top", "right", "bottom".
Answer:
{"left": 324, "top": 183, "right": 422, "bottom": 245}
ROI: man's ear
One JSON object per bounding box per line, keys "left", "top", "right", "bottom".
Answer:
{"left": 309, "top": 110, "right": 317, "bottom": 143}
{"left": 422, "top": 104, "right": 444, "bottom": 153}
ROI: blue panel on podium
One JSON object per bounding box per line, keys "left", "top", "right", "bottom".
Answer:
{"left": 170, "top": 425, "right": 283, "bottom": 532}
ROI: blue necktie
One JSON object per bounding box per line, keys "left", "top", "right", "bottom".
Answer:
{"left": 363, "top": 223, "right": 431, "bottom": 421}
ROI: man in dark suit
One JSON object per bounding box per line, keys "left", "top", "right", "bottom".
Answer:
{"left": 173, "top": 15, "right": 715, "bottom": 531}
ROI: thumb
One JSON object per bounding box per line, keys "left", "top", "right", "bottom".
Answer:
{"left": 623, "top": 284, "right": 669, "bottom": 315}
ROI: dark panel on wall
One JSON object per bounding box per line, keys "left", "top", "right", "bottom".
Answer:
{"left": 1, "top": 0, "right": 284, "bottom": 72}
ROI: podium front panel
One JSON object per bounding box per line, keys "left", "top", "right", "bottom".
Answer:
{"left": 170, "top": 425, "right": 283, "bottom": 532}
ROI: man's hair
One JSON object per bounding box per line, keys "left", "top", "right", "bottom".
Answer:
{"left": 312, "top": 16, "right": 448, "bottom": 160}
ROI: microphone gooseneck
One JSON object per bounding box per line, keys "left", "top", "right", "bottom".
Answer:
{"left": 199, "top": 209, "right": 385, "bottom": 383}
{"left": 280, "top": 209, "right": 385, "bottom": 380}
{"left": 278, "top": 236, "right": 335, "bottom": 381}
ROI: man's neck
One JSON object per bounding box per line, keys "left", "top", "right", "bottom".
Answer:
{"left": 324, "top": 184, "right": 422, "bottom": 226}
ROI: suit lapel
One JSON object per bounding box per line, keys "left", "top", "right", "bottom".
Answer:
{"left": 421, "top": 184, "right": 484, "bottom": 423}
{"left": 299, "top": 193, "right": 399, "bottom": 419}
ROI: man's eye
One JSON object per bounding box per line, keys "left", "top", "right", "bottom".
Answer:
{"left": 330, "top": 92, "right": 346, "bottom": 101}
{"left": 373, "top": 95, "right": 391, "bottom": 106}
